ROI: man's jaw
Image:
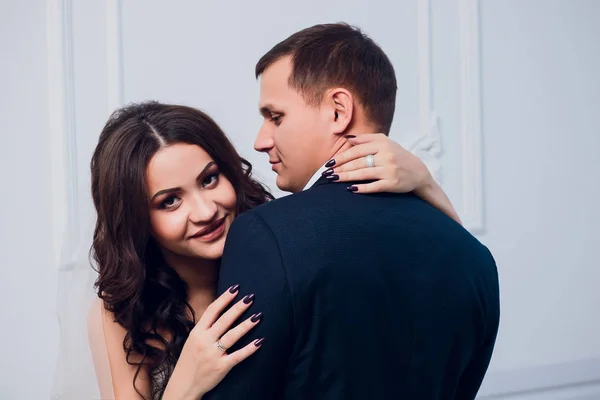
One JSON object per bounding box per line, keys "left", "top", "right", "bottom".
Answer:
{"left": 271, "top": 141, "right": 351, "bottom": 193}
{"left": 274, "top": 166, "right": 315, "bottom": 194}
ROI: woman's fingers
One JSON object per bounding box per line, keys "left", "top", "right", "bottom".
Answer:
{"left": 329, "top": 166, "right": 387, "bottom": 184}
{"left": 225, "top": 337, "right": 265, "bottom": 367}
{"left": 330, "top": 157, "right": 369, "bottom": 174}
{"left": 346, "top": 181, "right": 390, "bottom": 194}
{"left": 327, "top": 142, "right": 379, "bottom": 170}
{"left": 196, "top": 284, "right": 240, "bottom": 330}
{"left": 218, "top": 312, "right": 263, "bottom": 352}
{"left": 344, "top": 133, "right": 387, "bottom": 145}
{"left": 209, "top": 293, "right": 255, "bottom": 338}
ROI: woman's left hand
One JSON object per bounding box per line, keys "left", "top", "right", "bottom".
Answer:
{"left": 324, "top": 133, "right": 432, "bottom": 194}
{"left": 326, "top": 133, "right": 462, "bottom": 225}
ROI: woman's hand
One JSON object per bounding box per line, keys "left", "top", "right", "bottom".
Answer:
{"left": 162, "top": 286, "right": 263, "bottom": 400}
{"left": 326, "top": 133, "right": 462, "bottom": 224}
{"left": 325, "top": 133, "right": 432, "bottom": 194}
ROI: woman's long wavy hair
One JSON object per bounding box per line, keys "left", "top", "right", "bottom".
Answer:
{"left": 90, "top": 101, "right": 273, "bottom": 398}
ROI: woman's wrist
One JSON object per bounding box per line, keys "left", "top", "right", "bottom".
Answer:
{"left": 414, "top": 170, "right": 435, "bottom": 194}
{"left": 414, "top": 175, "right": 462, "bottom": 225}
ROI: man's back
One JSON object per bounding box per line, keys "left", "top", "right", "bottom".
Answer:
{"left": 206, "top": 178, "right": 500, "bottom": 399}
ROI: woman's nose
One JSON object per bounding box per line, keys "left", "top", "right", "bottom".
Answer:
{"left": 188, "top": 194, "right": 218, "bottom": 224}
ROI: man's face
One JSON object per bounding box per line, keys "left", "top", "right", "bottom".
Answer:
{"left": 255, "top": 57, "right": 332, "bottom": 193}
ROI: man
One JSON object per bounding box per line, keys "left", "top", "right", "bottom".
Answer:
{"left": 205, "top": 23, "right": 500, "bottom": 399}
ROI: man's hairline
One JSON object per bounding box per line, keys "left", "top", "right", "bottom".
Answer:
{"left": 256, "top": 55, "right": 359, "bottom": 110}
{"left": 256, "top": 54, "right": 385, "bottom": 132}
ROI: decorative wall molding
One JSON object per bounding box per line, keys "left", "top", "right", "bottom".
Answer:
{"left": 407, "top": 0, "right": 443, "bottom": 184}
{"left": 478, "top": 358, "right": 600, "bottom": 399}
{"left": 46, "top": 0, "right": 79, "bottom": 269}
{"left": 458, "top": 0, "right": 484, "bottom": 232}
{"left": 410, "top": 0, "right": 484, "bottom": 233}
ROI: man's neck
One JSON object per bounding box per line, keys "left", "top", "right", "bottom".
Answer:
{"left": 301, "top": 163, "right": 329, "bottom": 191}
{"left": 299, "top": 138, "right": 355, "bottom": 192}
{"left": 297, "top": 124, "right": 376, "bottom": 192}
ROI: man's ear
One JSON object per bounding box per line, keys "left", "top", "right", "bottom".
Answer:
{"left": 325, "top": 88, "right": 353, "bottom": 135}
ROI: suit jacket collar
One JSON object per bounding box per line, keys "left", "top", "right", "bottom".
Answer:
{"left": 310, "top": 174, "right": 331, "bottom": 189}
{"left": 302, "top": 164, "right": 328, "bottom": 191}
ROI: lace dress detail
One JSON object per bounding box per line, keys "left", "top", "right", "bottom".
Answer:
{"left": 150, "top": 361, "right": 175, "bottom": 400}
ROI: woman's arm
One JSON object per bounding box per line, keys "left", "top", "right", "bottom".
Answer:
{"left": 414, "top": 178, "right": 462, "bottom": 224}
{"left": 328, "top": 133, "right": 462, "bottom": 225}
{"left": 88, "top": 298, "right": 151, "bottom": 399}
{"left": 87, "top": 298, "right": 116, "bottom": 399}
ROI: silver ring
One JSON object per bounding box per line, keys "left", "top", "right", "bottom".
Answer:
{"left": 365, "top": 154, "right": 375, "bottom": 168}
{"left": 216, "top": 339, "right": 227, "bottom": 352}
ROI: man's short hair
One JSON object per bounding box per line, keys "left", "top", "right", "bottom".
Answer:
{"left": 255, "top": 23, "right": 397, "bottom": 134}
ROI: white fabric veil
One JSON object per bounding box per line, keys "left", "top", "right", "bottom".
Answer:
{"left": 50, "top": 216, "right": 115, "bottom": 400}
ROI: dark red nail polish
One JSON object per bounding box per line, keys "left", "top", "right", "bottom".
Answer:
{"left": 345, "top": 135, "right": 356, "bottom": 139}
{"left": 254, "top": 337, "right": 265, "bottom": 347}
{"left": 322, "top": 168, "right": 334, "bottom": 176}
{"left": 347, "top": 185, "right": 358, "bottom": 192}
{"left": 326, "top": 174, "right": 339, "bottom": 181}
{"left": 251, "top": 312, "right": 263, "bottom": 323}
{"left": 325, "top": 159, "right": 336, "bottom": 168}
{"left": 228, "top": 284, "right": 240, "bottom": 294}
{"left": 243, "top": 293, "right": 255, "bottom": 304}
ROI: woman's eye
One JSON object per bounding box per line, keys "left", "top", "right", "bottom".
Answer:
{"left": 202, "top": 173, "right": 219, "bottom": 188}
{"left": 161, "top": 196, "right": 180, "bottom": 209}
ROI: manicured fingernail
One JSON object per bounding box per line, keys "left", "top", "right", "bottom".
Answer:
{"left": 344, "top": 135, "right": 356, "bottom": 139}
{"left": 254, "top": 337, "right": 265, "bottom": 347}
{"left": 243, "top": 293, "right": 255, "bottom": 304}
{"left": 326, "top": 174, "right": 339, "bottom": 181}
{"left": 228, "top": 284, "right": 240, "bottom": 294}
{"left": 325, "top": 159, "right": 336, "bottom": 168}
{"left": 251, "top": 312, "right": 263, "bottom": 323}
{"left": 322, "top": 168, "right": 334, "bottom": 176}
{"left": 346, "top": 185, "right": 358, "bottom": 192}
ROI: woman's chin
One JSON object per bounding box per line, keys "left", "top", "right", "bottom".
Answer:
{"left": 193, "top": 239, "right": 225, "bottom": 260}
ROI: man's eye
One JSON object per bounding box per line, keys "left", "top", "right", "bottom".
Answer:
{"left": 270, "top": 115, "right": 282, "bottom": 125}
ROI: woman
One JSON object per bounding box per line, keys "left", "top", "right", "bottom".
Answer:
{"left": 88, "top": 101, "right": 461, "bottom": 399}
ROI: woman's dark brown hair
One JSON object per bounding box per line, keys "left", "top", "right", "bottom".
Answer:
{"left": 90, "top": 101, "right": 273, "bottom": 398}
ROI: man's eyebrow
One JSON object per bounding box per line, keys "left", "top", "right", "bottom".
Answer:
{"left": 259, "top": 104, "right": 278, "bottom": 116}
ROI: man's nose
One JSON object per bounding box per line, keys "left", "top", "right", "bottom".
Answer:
{"left": 254, "top": 123, "right": 274, "bottom": 153}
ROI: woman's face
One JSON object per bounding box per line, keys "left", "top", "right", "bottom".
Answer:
{"left": 146, "top": 143, "right": 237, "bottom": 261}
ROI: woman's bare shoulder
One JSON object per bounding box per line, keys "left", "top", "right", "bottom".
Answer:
{"left": 87, "top": 297, "right": 150, "bottom": 399}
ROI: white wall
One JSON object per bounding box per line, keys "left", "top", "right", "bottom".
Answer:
{"left": 0, "top": 1, "right": 59, "bottom": 399}
{"left": 476, "top": 0, "right": 600, "bottom": 398}
{"left": 0, "top": 0, "right": 598, "bottom": 399}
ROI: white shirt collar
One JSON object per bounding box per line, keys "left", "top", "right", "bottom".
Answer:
{"left": 301, "top": 164, "right": 328, "bottom": 191}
